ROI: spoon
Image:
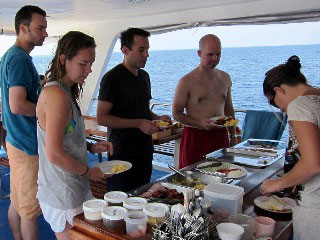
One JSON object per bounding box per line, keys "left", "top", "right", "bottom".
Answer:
{"left": 168, "top": 165, "right": 189, "bottom": 179}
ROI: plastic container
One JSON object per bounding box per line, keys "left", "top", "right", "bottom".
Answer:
{"left": 143, "top": 203, "right": 169, "bottom": 225}
{"left": 124, "top": 211, "right": 148, "bottom": 238}
{"left": 216, "top": 222, "right": 244, "bottom": 240}
{"left": 123, "top": 197, "right": 147, "bottom": 211}
{"left": 101, "top": 206, "right": 127, "bottom": 233}
{"left": 83, "top": 199, "right": 107, "bottom": 221}
{"left": 204, "top": 183, "right": 244, "bottom": 219}
{"left": 104, "top": 191, "right": 128, "bottom": 206}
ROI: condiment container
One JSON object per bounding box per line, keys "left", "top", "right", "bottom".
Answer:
{"left": 143, "top": 202, "right": 169, "bottom": 225}
{"left": 83, "top": 199, "right": 107, "bottom": 221}
{"left": 104, "top": 191, "right": 128, "bottom": 206}
{"left": 204, "top": 183, "right": 244, "bottom": 219}
{"left": 123, "top": 197, "right": 147, "bottom": 211}
{"left": 124, "top": 211, "right": 148, "bottom": 237}
{"left": 101, "top": 206, "right": 127, "bottom": 233}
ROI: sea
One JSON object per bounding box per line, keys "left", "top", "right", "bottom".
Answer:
{"left": 32, "top": 45, "right": 320, "bottom": 169}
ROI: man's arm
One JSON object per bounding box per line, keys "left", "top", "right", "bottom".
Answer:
{"left": 96, "top": 100, "right": 158, "bottom": 135}
{"left": 224, "top": 80, "right": 236, "bottom": 141}
{"left": 9, "top": 86, "right": 36, "bottom": 116}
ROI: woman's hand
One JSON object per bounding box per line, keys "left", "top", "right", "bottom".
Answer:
{"left": 87, "top": 167, "right": 112, "bottom": 181}
{"left": 91, "top": 141, "right": 113, "bottom": 155}
{"left": 260, "top": 178, "right": 284, "bottom": 196}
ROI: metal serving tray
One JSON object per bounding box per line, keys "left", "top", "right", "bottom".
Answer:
{"left": 206, "top": 139, "right": 286, "bottom": 168}
{"left": 225, "top": 147, "right": 279, "bottom": 157}
{"left": 163, "top": 170, "right": 228, "bottom": 195}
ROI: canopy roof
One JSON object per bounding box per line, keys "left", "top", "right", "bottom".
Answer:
{"left": 1, "top": 0, "right": 320, "bottom": 112}
{"left": 1, "top": 0, "right": 320, "bottom": 36}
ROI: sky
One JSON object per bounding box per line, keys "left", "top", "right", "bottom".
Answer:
{"left": 1, "top": 21, "right": 320, "bottom": 56}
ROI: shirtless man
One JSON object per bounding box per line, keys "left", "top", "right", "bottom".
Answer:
{"left": 172, "top": 34, "right": 236, "bottom": 169}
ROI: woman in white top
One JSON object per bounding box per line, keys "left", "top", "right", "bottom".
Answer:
{"left": 260, "top": 55, "right": 320, "bottom": 240}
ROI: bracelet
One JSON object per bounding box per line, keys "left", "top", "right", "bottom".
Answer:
{"left": 81, "top": 166, "right": 89, "bottom": 176}
{"left": 230, "top": 136, "right": 237, "bottom": 138}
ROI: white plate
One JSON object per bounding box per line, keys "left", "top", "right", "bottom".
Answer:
{"left": 196, "top": 162, "right": 247, "bottom": 179}
{"left": 254, "top": 196, "right": 296, "bottom": 213}
{"left": 96, "top": 160, "right": 132, "bottom": 174}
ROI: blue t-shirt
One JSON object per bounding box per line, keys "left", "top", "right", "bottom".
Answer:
{"left": 0, "top": 45, "right": 41, "bottom": 155}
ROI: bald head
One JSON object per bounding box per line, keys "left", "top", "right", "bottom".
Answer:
{"left": 199, "top": 34, "right": 221, "bottom": 50}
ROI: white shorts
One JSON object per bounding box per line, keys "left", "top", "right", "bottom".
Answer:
{"left": 39, "top": 191, "right": 93, "bottom": 233}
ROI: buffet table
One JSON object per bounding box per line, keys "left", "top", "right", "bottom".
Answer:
{"left": 72, "top": 140, "right": 293, "bottom": 240}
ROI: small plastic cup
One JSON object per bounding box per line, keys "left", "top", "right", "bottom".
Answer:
{"left": 124, "top": 211, "right": 148, "bottom": 238}
{"left": 228, "top": 214, "right": 255, "bottom": 240}
{"left": 101, "top": 206, "right": 127, "bottom": 233}
{"left": 104, "top": 191, "right": 128, "bottom": 206}
{"left": 143, "top": 202, "right": 169, "bottom": 226}
{"left": 83, "top": 199, "right": 107, "bottom": 222}
{"left": 216, "top": 222, "right": 244, "bottom": 240}
{"left": 255, "top": 216, "right": 275, "bottom": 238}
{"left": 123, "top": 197, "right": 147, "bottom": 211}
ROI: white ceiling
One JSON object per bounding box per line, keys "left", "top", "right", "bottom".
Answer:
{"left": 1, "top": 0, "right": 320, "bottom": 36}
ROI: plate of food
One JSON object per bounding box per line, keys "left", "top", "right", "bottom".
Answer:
{"left": 254, "top": 195, "right": 296, "bottom": 213}
{"left": 196, "top": 162, "right": 247, "bottom": 179}
{"left": 211, "top": 116, "right": 239, "bottom": 127}
{"left": 96, "top": 160, "right": 132, "bottom": 174}
{"left": 153, "top": 120, "right": 172, "bottom": 129}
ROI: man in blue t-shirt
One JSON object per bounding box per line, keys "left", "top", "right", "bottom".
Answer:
{"left": 0, "top": 5, "right": 47, "bottom": 240}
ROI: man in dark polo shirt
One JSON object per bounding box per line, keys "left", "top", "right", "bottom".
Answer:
{"left": 97, "top": 28, "right": 171, "bottom": 192}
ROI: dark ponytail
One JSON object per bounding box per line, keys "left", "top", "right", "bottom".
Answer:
{"left": 263, "top": 55, "right": 307, "bottom": 97}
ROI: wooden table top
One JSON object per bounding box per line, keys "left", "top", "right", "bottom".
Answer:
{"left": 71, "top": 213, "right": 153, "bottom": 240}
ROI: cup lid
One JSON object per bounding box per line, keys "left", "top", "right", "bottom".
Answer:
{"left": 101, "top": 206, "right": 128, "bottom": 220}
{"left": 123, "top": 197, "right": 147, "bottom": 210}
{"left": 204, "top": 183, "right": 244, "bottom": 200}
{"left": 104, "top": 191, "right": 128, "bottom": 203}
{"left": 143, "top": 203, "right": 169, "bottom": 218}
{"left": 83, "top": 199, "right": 107, "bottom": 212}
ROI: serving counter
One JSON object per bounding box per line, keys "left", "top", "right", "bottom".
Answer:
{"left": 72, "top": 140, "right": 293, "bottom": 240}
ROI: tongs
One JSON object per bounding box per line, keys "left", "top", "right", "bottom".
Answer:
{"left": 168, "top": 165, "right": 195, "bottom": 182}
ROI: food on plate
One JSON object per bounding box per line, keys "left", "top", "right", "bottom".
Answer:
{"left": 140, "top": 182, "right": 184, "bottom": 200}
{"left": 238, "top": 147, "right": 278, "bottom": 154}
{"left": 170, "top": 176, "right": 205, "bottom": 190}
{"left": 213, "top": 116, "right": 239, "bottom": 127}
{"left": 201, "top": 163, "right": 244, "bottom": 178}
{"left": 193, "top": 184, "right": 206, "bottom": 190}
{"left": 153, "top": 120, "right": 171, "bottom": 128}
{"left": 259, "top": 196, "right": 292, "bottom": 212}
{"left": 111, "top": 164, "right": 127, "bottom": 173}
